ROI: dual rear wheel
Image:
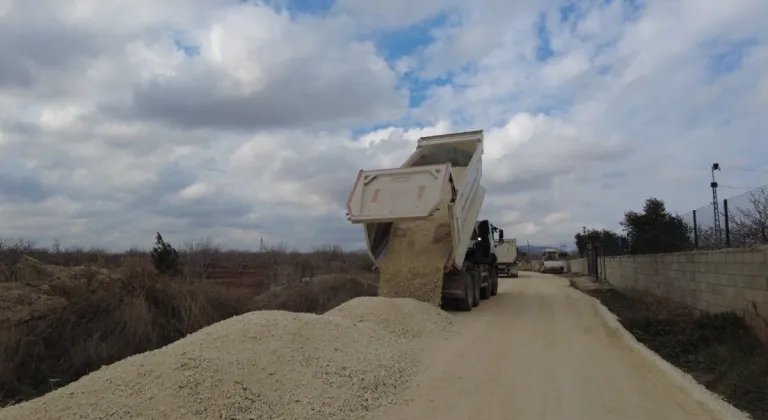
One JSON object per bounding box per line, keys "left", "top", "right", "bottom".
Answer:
{"left": 455, "top": 268, "right": 498, "bottom": 311}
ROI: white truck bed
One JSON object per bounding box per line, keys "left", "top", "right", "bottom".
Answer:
{"left": 496, "top": 239, "right": 518, "bottom": 264}
{"left": 496, "top": 238, "right": 519, "bottom": 277}
{"left": 346, "top": 130, "right": 486, "bottom": 272}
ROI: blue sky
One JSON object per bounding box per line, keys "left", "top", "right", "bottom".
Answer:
{"left": 0, "top": 0, "right": 766, "bottom": 250}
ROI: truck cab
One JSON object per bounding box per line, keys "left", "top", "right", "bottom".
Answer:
{"left": 467, "top": 220, "right": 498, "bottom": 264}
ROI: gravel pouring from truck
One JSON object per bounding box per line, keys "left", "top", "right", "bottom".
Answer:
{"left": 496, "top": 238, "right": 519, "bottom": 278}
{"left": 345, "top": 130, "right": 499, "bottom": 311}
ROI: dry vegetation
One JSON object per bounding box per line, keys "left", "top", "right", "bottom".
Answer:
{"left": 582, "top": 287, "right": 768, "bottom": 419}
{"left": 0, "top": 236, "right": 378, "bottom": 406}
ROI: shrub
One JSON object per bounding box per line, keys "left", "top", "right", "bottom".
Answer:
{"left": 150, "top": 233, "right": 181, "bottom": 276}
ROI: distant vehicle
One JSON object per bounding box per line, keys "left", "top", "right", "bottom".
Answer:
{"left": 495, "top": 236, "right": 519, "bottom": 278}
{"left": 539, "top": 248, "right": 566, "bottom": 274}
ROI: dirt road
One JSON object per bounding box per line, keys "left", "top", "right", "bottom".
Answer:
{"left": 368, "top": 272, "right": 749, "bottom": 420}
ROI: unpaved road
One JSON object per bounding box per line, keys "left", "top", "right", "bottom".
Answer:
{"left": 369, "top": 272, "right": 749, "bottom": 420}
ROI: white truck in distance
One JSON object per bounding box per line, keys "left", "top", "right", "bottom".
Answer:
{"left": 495, "top": 237, "right": 519, "bottom": 278}
{"left": 345, "top": 130, "right": 500, "bottom": 311}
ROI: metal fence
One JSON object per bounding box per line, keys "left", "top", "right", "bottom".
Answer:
{"left": 680, "top": 185, "right": 768, "bottom": 249}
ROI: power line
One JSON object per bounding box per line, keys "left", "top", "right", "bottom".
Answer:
{"left": 723, "top": 165, "right": 768, "bottom": 174}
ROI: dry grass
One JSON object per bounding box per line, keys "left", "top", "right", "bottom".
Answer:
{"left": 0, "top": 238, "right": 378, "bottom": 406}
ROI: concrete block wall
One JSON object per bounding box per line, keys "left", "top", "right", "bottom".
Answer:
{"left": 569, "top": 258, "right": 586, "bottom": 274}
{"left": 569, "top": 247, "right": 768, "bottom": 338}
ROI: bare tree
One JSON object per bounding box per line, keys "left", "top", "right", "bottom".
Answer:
{"left": 695, "top": 225, "right": 722, "bottom": 250}
{"left": 181, "top": 237, "right": 223, "bottom": 279}
{"left": 727, "top": 186, "right": 768, "bottom": 247}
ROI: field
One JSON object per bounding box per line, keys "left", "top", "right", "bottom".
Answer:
{"left": 0, "top": 238, "right": 378, "bottom": 406}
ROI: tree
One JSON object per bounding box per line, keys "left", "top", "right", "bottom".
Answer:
{"left": 182, "top": 237, "right": 222, "bottom": 278}
{"left": 574, "top": 228, "right": 623, "bottom": 256}
{"left": 150, "top": 233, "right": 181, "bottom": 276}
{"left": 727, "top": 186, "right": 768, "bottom": 247}
{"left": 695, "top": 225, "right": 721, "bottom": 250}
{"left": 620, "top": 198, "right": 693, "bottom": 255}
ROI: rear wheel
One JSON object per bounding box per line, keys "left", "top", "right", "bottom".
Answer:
{"left": 490, "top": 267, "right": 499, "bottom": 296}
{"left": 479, "top": 270, "right": 491, "bottom": 300}
{"left": 471, "top": 271, "right": 480, "bottom": 307}
{"left": 455, "top": 272, "right": 473, "bottom": 312}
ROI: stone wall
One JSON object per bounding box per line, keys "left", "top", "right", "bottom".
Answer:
{"left": 568, "top": 258, "right": 585, "bottom": 274}
{"left": 569, "top": 247, "right": 768, "bottom": 337}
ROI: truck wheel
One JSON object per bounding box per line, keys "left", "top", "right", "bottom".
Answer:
{"left": 479, "top": 271, "right": 491, "bottom": 300}
{"left": 482, "top": 267, "right": 496, "bottom": 299}
{"left": 455, "top": 272, "right": 473, "bottom": 312}
{"left": 480, "top": 286, "right": 490, "bottom": 300}
{"left": 491, "top": 269, "right": 499, "bottom": 296}
{"left": 472, "top": 271, "right": 480, "bottom": 307}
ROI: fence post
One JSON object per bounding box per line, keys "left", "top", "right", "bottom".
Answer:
{"left": 723, "top": 199, "right": 730, "bottom": 248}
{"left": 692, "top": 209, "right": 699, "bottom": 249}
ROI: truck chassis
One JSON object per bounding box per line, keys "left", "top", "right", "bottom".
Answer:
{"left": 440, "top": 220, "right": 500, "bottom": 311}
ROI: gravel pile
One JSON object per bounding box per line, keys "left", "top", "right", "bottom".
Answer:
{"left": 327, "top": 297, "right": 455, "bottom": 340}
{"left": 0, "top": 309, "right": 419, "bottom": 420}
{"left": 377, "top": 180, "right": 454, "bottom": 306}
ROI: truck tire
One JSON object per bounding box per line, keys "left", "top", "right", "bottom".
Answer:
{"left": 490, "top": 267, "right": 499, "bottom": 296}
{"left": 471, "top": 270, "right": 480, "bottom": 307}
{"left": 455, "top": 272, "right": 473, "bottom": 312}
{"left": 479, "top": 271, "right": 491, "bottom": 300}
{"left": 481, "top": 266, "right": 496, "bottom": 299}
{"left": 480, "top": 286, "right": 490, "bottom": 300}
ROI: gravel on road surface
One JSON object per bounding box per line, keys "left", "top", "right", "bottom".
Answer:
{"left": 366, "top": 272, "right": 751, "bottom": 420}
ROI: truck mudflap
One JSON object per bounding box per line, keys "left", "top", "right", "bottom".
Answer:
{"left": 441, "top": 270, "right": 467, "bottom": 299}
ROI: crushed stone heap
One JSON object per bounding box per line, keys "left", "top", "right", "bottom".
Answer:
{"left": 327, "top": 296, "right": 455, "bottom": 340}
{"left": 0, "top": 303, "right": 432, "bottom": 420}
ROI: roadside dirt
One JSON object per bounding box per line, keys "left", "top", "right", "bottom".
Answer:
{"left": 366, "top": 272, "right": 750, "bottom": 420}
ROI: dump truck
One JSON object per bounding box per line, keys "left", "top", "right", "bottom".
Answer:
{"left": 496, "top": 237, "right": 519, "bottom": 278}
{"left": 345, "top": 129, "right": 499, "bottom": 311}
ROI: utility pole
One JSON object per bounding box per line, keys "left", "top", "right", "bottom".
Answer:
{"left": 711, "top": 163, "right": 722, "bottom": 247}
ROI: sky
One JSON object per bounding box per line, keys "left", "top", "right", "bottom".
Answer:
{"left": 0, "top": 0, "right": 767, "bottom": 251}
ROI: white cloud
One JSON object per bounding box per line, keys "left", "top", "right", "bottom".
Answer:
{"left": 0, "top": 0, "right": 766, "bottom": 251}
{"left": 543, "top": 212, "right": 570, "bottom": 225}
